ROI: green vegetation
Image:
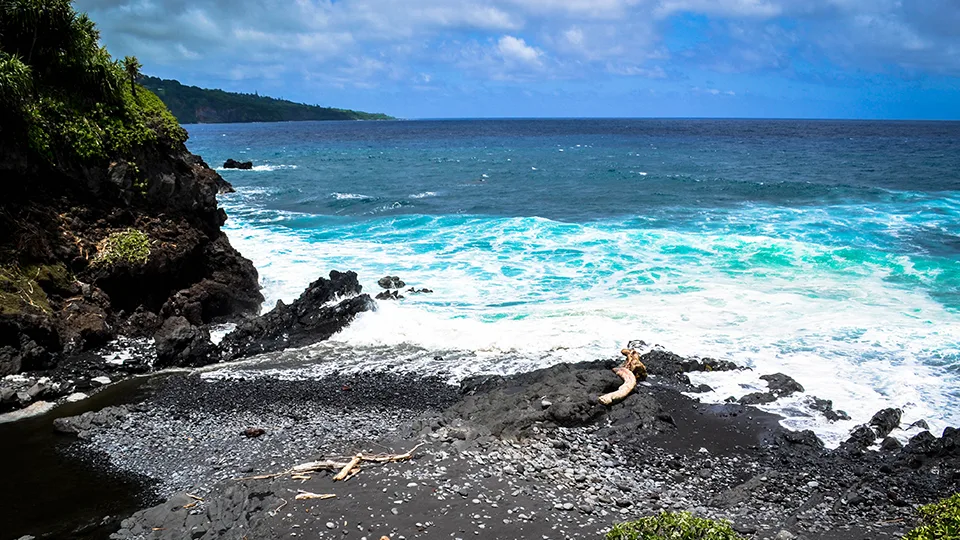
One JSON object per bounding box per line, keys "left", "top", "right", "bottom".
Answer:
{"left": 140, "top": 76, "right": 394, "bottom": 124}
{"left": 94, "top": 229, "right": 151, "bottom": 267}
{"left": 0, "top": 263, "right": 73, "bottom": 315}
{"left": 0, "top": 0, "right": 186, "bottom": 166}
{"left": 905, "top": 493, "right": 960, "bottom": 539}
{"left": 607, "top": 512, "right": 746, "bottom": 540}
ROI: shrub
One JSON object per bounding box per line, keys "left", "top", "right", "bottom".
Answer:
{"left": 904, "top": 493, "right": 960, "bottom": 540}
{"left": 607, "top": 512, "right": 746, "bottom": 540}
{"left": 94, "top": 229, "right": 150, "bottom": 266}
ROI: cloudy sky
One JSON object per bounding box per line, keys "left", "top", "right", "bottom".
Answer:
{"left": 76, "top": 0, "right": 960, "bottom": 119}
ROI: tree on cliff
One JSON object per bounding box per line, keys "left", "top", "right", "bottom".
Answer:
{"left": 0, "top": 0, "right": 184, "bottom": 165}
{"left": 123, "top": 55, "right": 142, "bottom": 97}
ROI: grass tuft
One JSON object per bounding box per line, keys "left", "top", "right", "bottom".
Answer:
{"left": 94, "top": 229, "right": 150, "bottom": 267}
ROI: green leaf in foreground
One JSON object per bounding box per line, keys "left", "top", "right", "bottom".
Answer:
{"left": 904, "top": 493, "right": 960, "bottom": 540}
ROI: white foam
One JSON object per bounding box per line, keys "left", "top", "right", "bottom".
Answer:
{"left": 409, "top": 192, "right": 438, "bottom": 199}
{"left": 214, "top": 164, "right": 298, "bottom": 172}
{"left": 220, "top": 211, "right": 960, "bottom": 447}
{"left": 331, "top": 192, "right": 373, "bottom": 200}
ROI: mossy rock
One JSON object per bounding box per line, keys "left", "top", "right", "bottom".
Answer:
{"left": 94, "top": 229, "right": 151, "bottom": 267}
{"left": 904, "top": 493, "right": 960, "bottom": 539}
{"left": 607, "top": 512, "right": 746, "bottom": 540}
{"left": 0, "top": 265, "right": 52, "bottom": 315}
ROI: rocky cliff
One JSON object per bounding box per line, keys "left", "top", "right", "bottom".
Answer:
{"left": 0, "top": 135, "right": 264, "bottom": 390}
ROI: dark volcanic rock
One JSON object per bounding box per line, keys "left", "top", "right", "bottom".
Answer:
{"left": 1, "top": 135, "right": 262, "bottom": 409}
{"left": 760, "top": 373, "right": 804, "bottom": 396}
{"left": 806, "top": 395, "right": 851, "bottom": 422}
{"left": 375, "top": 290, "right": 404, "bottom": 301}
{"left": 378, "top": 275, "right": 406, "bottom": 289}
{"left": 446, "top": 360, "right": 675, "bottom": 441}
{"left": 219, "top": 271, "right": 372, "bottom": 360}
{"left": 153, "top": 316, "right": 219, "bottom": 368}
{"left": 739, "top": 373, "right": 804, "bottom": 405}
{"left": 222, "top": 159, "right": 253, "bottom": 170}
{"left": 632, "top": 344, "right": 739, "bottom": 389}
{"left": 869, "top": 408, "right": 902, "bottom": 438}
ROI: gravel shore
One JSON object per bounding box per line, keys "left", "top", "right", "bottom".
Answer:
{"left": 48, "top": 354, "right": 960, "bottom": 540}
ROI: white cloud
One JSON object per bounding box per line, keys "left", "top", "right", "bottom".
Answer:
{"left": 497, "top": 35, "right": 543, "bottom": 66}
{"left": 73, "top": 0, "right": 960, "bottom": 93}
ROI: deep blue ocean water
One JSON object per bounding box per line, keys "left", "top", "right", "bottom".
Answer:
{"left": 185, "top": 119, "right": 960, "bottom": 446}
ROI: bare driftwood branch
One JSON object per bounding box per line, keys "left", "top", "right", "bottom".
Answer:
{"left": 234, "top": 444, "right": 426, "bottom": 482}
{"left": 333, "top": 454, "right": 363, "bottom": 482}
{"left": 295, "top": 491, "right": 336, "bottom": 501}
{"left": 598, "top": 348, "right": 648, "bottom": 406}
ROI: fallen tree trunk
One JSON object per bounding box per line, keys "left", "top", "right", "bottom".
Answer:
{"left": 598, "top": 348, "right": 648, "bottom": 406}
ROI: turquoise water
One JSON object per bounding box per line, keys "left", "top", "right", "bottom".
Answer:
{"left": 186, "top": 119, "right": 960, "bottom": 446}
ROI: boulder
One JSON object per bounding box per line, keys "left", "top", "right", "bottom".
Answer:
{"left": 219, "top": 271, "right": 372, "bottom": 360}
{"left": 738, "top": 373, "right": 803, "bottom": 406}
{"left": 153, "top": 316, "right": 219, "bottom": 368}
{"left": 869, "top": 408, "right": 902, "bottom": 438}
{"left": 805, "top": 396, "right": 851, "bottom": 422}
{"left": 223, "top": 159, "right": 253, "bottom": 170}
{"left": 377, "top": 276, "right": 406, "bottom": 289}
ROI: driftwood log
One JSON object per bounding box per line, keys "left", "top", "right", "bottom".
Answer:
{"left": 598, "top": 348, "right": 648, "bottom": 406}
{"left": 235, "top": 443, "right": 425, "bottom": 482}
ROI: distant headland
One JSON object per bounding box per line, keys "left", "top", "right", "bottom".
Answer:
{"left": 141, "top": 75, "right": 394, "bottom": 124}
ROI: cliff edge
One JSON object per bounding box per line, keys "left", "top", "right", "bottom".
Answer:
{"left": 0, "top": 1, "right": 263, "bottom": 406}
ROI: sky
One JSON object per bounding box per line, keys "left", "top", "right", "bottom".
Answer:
{"left": 75, "top": 0, "right": 960, "bottom": 119}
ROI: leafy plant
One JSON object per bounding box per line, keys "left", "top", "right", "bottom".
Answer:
{"left": 904, "top": 493, "right": 960, "bottom": 539}
{"left": 94, "top": 229, "right": 151, "bottom": 267}
{"left": 607, "top": 512, "right": 746, "bottom": 540}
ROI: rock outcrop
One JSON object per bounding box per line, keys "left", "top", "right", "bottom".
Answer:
{"left": 0, "top": 131, "right": 264, "bottom": 407}
{"left": 219, "top": 271, "right": 372, "bottom": 360}
{"left": 222, "top": 159, "right": 253, "bottom": 170}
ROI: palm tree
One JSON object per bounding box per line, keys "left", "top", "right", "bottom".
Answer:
{"left": 122, "top": 55, "right": 141, "bottom": 98}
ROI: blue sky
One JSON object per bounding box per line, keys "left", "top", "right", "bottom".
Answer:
{"left": 75, "top": 0, "right": 960, "bottom": 119}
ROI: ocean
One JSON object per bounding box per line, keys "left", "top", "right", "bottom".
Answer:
{"left": 185, "top": 119, "right": 960, "bottom": 447}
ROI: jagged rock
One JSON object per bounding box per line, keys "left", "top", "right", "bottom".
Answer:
{"left": 869, "top": 408, "right": 902, "bottom": 438}
{"left": 635, "top": 346, "right": 738, "bottom": 389}
{"left": 776, "top": 429, "right": 824, "bottom": 449}
{"left": 880, "top": 436, "right": 904, "bottom": 451}
{"left": 841, "top": 424, "right": 878, "bottom": 453}
{"left": 406, "top": 287, "right": 433, "bottom": 294}
{"left": 160, "top": 235, "right": 263, "bottom": 325}
{"left": 759, "top": 373, "right": 804, "bottom": 396}
{"left": 377, "top": 276, "right": 406, "bottom": 289}
{"left": 375, "top": 290, "right": 404, "bottom": 301}
{"left": 805, "top": 396, "right": 851, "bottom": 422}
{"left": 739, "top": 392, "right": 778, "bottom": 405}
{"left": 153, "top": 316, "right": 219, "bottom": 368}
{"left": 739, "top": 373, "right": 803, "bottom": 405}
{"left": 219, "top": 271, "right": 372, "bottom": 361}
{"left": 223, "top": 159, "right": 253, "bottom": 170}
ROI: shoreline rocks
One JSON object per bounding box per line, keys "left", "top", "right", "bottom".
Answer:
{"left": 219, "top": 270, "right": 372, "bottom": 360}
{"left": 48, "top": 357, "right": 960, "bottom": 540}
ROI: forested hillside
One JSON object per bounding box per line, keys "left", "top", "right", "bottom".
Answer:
{"left": 141, "top": 76, "right": 394, "bottom": 124}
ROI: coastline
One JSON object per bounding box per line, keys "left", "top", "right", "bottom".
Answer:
{"left": 10, "top": 341, "right": 958, "bottom": 539}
